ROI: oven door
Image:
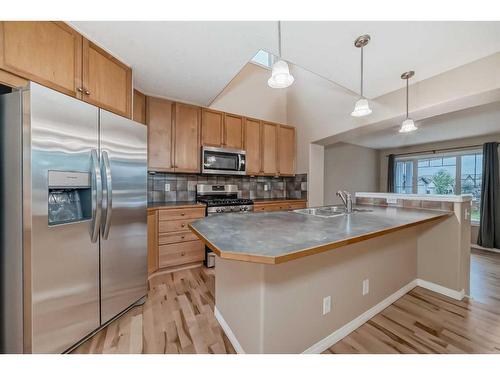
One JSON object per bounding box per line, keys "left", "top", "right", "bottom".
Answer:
{"left": 202, "top": 146, "right": 246, "bottom": 175}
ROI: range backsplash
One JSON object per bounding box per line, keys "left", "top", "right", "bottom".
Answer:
{"left": 147, "top": 172, "right": 307, "bottom": 203}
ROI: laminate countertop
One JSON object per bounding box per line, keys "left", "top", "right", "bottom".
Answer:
{"left": 189, "top": 205, "right": 451, "bottom": 264}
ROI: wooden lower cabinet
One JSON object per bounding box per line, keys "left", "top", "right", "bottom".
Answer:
{"left": 148, "top": 205, "right": 205, "bottom": 275}
{"left": 159, "top": 241, "right": 204, "bottom": 268}
{"left": 253, "top": 200, "right": 307, "bottom": 212}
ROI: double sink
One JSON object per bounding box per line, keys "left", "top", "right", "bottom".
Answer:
{"left": 293, "top": 205, "right": 373, "bottom": 218}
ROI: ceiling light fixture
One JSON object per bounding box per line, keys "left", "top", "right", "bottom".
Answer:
{"left": 351, "top": 34, "right": 372, "bottom": 117}
{"left": 399, "top": 71, "right": 417, "bottom": 133}
{"left": 268, "top": 21, "right": 294, "bottom": 89}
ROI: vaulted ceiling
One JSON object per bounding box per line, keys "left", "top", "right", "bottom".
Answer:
{"left": 69, "top": 21, "right": 500, "bottom": 105}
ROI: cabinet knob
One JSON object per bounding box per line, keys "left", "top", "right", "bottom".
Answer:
{"left": 181, "top": 252, "right": 186, "bottom": 256}
{"left": 77, "top": 87, "right": 84, "bottom": 93}
{"left": 181, "top": 223, "right": 186, "bottom": 227}
{"left": 84, "top": 90, "right": 91, "bottom": 96}
{"left": 181, "top": 236, "right": 185, "bottom": 240}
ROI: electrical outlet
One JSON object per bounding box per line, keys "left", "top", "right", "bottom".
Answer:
{"left": 387, "top": 197, "right": 398, "bottom": 204}
{"left": 362, "top": 279, "right": 369, "bottom": 296}
{"left": 164, "top": 183, "right": 170, "bottom": 192}
{"left": 264, "top": 184, "right": 270, "bottom": 191}
{"left": 322, "top": 296, "right": 331, "bottom": 315}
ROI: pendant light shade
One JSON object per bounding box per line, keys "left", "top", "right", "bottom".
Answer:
{"left": 399, "top": 118, "right": 417, "bottom": 133}
{"left": 351, "top": 98, "right": 372, "bottom": 117}
{"left": 399, "top": 71, "right": 417, "bottom": 133}
{"left": 351, "top": 34, "right": 372, "bottom": 117}
{"left": 268, "top": 21, "right": 294, "bottom": 89}
{"left": 268, "top": 60, "right": 294, "bottom": 88}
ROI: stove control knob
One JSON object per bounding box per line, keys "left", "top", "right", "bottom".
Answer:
{"left": 216, "top": 208, "right": 222, "bottom": 213}
{"left": 242, "top": 206, "right": 248, "bottom": 211}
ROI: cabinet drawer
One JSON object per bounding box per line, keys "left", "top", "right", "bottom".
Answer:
{"left": 159, "top": 240, "right": 205, "bottom": 268}
{"left": 159, "top": 230, "right": 198, "bottom": 245}
{"left": 159, "top": 218, "right": 199, "bottom": 233}
{"left": 158, "top": 207, "right": 205, "bottom": 221}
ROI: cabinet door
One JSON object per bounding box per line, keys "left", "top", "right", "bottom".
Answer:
{"left": 262, "top": 122, "right": 278, "bottom": 176}
{"left": 278, "top": 125, "right": 296, "bottom": 176}
{"left": 244, "top": 118, "right": 262, "bottom": 175}
{"left": 201, "top": 108, "right": 223, "bottom": 147}
{"left": 174, "top": 103, "right": 201, "bottom": 173}
{"left": 224, "top": 113, "right": 244, "bottom": 149}
{"left": 146, "top": 97, "right": 174, "bottom": 171}
{"left": 147, "top": 210, "right": 158, "bottom": 275}
{"left": 133, "top": 89, "right": 146, "bottom": 125}
{"left": 82, "top": 39, "right": 132, "bottom": 118}
{"left": 0, "top": 21, "right": 82, "bottom": 97}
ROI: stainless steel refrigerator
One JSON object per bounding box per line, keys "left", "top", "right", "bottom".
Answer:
{"left": 0, "top": 82, "right": 147, "bottom": 353}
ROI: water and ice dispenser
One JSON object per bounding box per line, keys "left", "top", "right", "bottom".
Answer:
{"left": 48, "top": 171, "right": 92, "bottom": 226}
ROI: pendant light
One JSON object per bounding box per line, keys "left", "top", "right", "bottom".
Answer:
{"left": 351, "top": 34, "right": 372, "bottom": 117}
{"left": 268, "top": 21, "right": 294, "bottom": 89}
{"left": 399, "top": 71, "right": 417, "bottom": 133}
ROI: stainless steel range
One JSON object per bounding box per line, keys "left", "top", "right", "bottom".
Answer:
{"left": 196, "top": 184, "right": 253, "bottom": 267}
{"left": 196, "top": 184, "right": 254, "bottom": 215}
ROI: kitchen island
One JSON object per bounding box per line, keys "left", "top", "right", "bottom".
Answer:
{"left": 189, "top": 195, "right": 471, "bottom": 354}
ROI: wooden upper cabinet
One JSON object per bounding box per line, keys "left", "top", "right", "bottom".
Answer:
{"left": 82, "top": 39, "right": 132, "bottom": 118}
{"left": 262, "top": 122, "right": 278, "bottom": 176}
{"left": 174, "top": 103, "right": 201, "bottom": 173}
{"left": 146, "top": 96, "right": 174, "bottom": 172}
{"left": 244, "top": 118, "right": 262, "bottom": 175}
{"left": 224, "top": 113, "right": 244, "bottom": 149}
{"left": 0, "top": 21, "right": 82, "bottom": 96}
{"left": 201, "top": 108, "right": 223, "bottom": 147}
{"left": 133, "top": 89, "right": 146, "bottom": 125}
{"left": 278, "top": 125, "right": 296, "bottom": 176}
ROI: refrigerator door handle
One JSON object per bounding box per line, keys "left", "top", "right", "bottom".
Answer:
{"left": 90, "top": 149, "right": 102, "bottom": 243}
{"left": 101, "top": 150, "right": 113, "bottom": 240}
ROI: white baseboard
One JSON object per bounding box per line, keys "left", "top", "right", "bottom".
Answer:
{"left": 215, "top": 278, "right": 464, "bottom": 354}
{"left": 302, "top": 279, "right": 418, "bottom": 354}
{"left": 214, "top": 306, "right": 245, "bottom": 354}
{"left": 471, "top": 244, "right": 500, "bottom": 254}
{"left": 416, "top": 279, "right": 465, "bottom": 300}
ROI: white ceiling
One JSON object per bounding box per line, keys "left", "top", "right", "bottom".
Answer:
{"left": 340, "top": 102, "right": 500, "bottom": 150}
{"left": 69, "top": 21, "right": 500, "bottom": 105}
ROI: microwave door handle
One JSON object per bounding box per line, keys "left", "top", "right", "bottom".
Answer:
{"left": 238, "top": 154, "right": 245, "bottom": 171}
{"left": 90, "top": 149, "right": 102, "bottom": 243}
{"left": 101, "top": 150, "right": 113, "bottom": 240}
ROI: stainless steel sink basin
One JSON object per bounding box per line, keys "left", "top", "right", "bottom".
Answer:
{"left": 293, "top": 205, "right": 373, "bottom": 218}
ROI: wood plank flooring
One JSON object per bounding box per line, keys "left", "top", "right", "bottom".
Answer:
{"left": 73, "top": 248, "right": 500, "bottom": 354}
{"left": 325, "top": 248, "right": 500, "bottom": 354}
{"left": 72, "top": 267, "right": 235, "bottom": 354}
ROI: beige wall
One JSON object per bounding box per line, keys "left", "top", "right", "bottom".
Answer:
{"left": 378, "top": 133, "right": 500, "bottom": 192}
{"left": 209, "top": 62, "right": 287, "bottom": 124}
{"left": 324, "top": 142, "right": 379, "bottom": 205}
{"left": 216, "top": 228, "right": 418, "bottom": 353}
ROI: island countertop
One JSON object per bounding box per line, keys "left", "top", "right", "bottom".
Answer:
{"left": 188, "top": 205, "right": 452, "bottom": 264}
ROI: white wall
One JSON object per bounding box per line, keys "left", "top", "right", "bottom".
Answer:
{"left": 209, "top": 62, "right": 287, "bottom": 124}
{"left": 324, "top": 143, "right": 379, "bottom": 205}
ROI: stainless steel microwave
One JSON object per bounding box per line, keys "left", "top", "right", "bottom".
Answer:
{"left": 201, "top": 146, "right": 246, "bottom": 175}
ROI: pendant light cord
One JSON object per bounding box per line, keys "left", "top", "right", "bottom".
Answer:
{"left": 278, "top": 21, "right": 282, "bottom": 58}
{"left": 406, "top": 77, "right": 409, "bottom": 119}
{"left": 360, "top": 46, "right": 364, "bottom": 97}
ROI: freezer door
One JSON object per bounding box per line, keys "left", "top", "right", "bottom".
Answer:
{"left": 99, "top": 109, "right": 147, "bottom": 324}
{"left": 28, "top": 83, "right": 100, "bottom": 353}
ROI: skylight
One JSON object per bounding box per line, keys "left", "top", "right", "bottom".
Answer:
{"left": 251, "top": 50, "right": 275, "bottom": 69}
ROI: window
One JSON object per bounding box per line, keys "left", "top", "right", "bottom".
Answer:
{"left": 250, "top": 50, "right": 275, "bottom": 69}
{"left": 393, "top": 149, "right": 483, "bottom": 222}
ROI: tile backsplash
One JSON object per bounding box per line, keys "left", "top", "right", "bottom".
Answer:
{"left": 148, "top": 172, "right": 308, "bottom": 203}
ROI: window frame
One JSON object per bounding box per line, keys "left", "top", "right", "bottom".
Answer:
{"left": 393, "top": 148, "right": 483, "bottom": 223}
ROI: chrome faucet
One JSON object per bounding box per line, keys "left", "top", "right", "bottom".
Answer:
{"left": 336, "top": 190, "right": 353, "bottom": 213}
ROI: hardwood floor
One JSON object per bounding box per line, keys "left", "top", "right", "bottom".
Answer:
{"left": 72, "top": 267, "right": 235, "bottom": 354}
{"left": 325, "top": 248, "right": 500, "bottom": 354}
{"left": 73, "top": 248, "right": 500, "bottom": 354}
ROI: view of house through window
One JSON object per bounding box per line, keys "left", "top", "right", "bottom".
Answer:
{"left": 394, "top": 149, "right": 482, "bottom": 222}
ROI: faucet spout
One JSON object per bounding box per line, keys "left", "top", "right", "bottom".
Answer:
{"left": 337, "top": 190, "right": 353, "bottom": 213}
